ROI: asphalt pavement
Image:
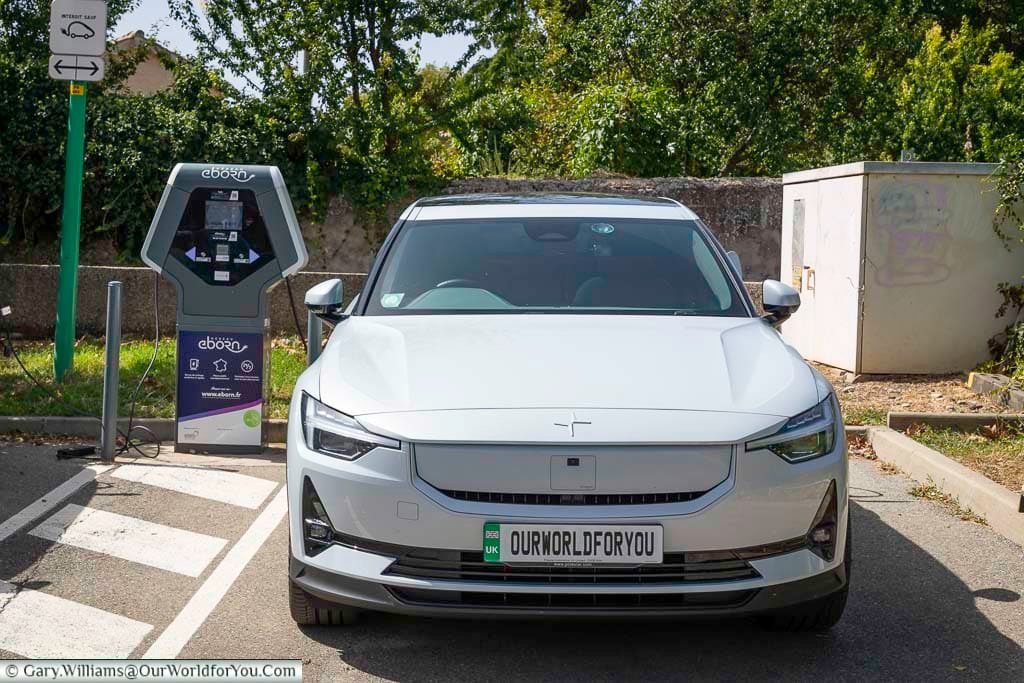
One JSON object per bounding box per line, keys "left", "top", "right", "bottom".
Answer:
{"left": 1, "top": 438, "right": 1022, "bottom": 680}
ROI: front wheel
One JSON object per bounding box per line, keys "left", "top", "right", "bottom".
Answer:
{"left": 757, "top": 584, "right": 848, "bottom": 633}
{"left": 289, "top": 579, "right": 362, "bottom": 626}
{"left": 758, "top": 516, "right": 852, "bottom": 633}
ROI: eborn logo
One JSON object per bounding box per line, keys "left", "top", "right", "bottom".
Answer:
{"left": 197, "top": 336, "right": 249, "bottom": 354}
{"left": 201, "top": 166, "right": 255, "bottom": 183}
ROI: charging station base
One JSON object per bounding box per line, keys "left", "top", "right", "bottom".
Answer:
{"left": 175, "top": 328, "right": 269, "bottom": 453}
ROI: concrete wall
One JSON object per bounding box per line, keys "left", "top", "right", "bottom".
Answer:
{"left": 0, "top": 264, "right": 763, "bottom": 338}
{"left": 0, "top": 264, "right": 364, "bottom": 338}
{"left": 2, "top": 177, "right": 782, "bottom": 281}
{"left": 294, "top": 177, "right": 783, "bottom": 281}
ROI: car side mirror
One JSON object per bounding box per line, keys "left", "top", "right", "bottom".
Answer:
{"left": 762, "top": 279, "right": 800, "bottom": 326}
{"left": 726, "top": 250, "right": 743, "bottom": 279}
{"left": 305, "top": 278, "right": 346, "bottom": 326}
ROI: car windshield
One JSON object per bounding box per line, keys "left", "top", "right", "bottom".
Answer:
{"left": 364, "top": 217, "right": 748, "bottom": 316}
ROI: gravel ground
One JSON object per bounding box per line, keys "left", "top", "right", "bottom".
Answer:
{"left": 814, "top": 363, "right": 1005, "bottom": 425}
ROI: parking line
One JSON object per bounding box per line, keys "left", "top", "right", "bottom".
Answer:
{"left": 142, "top": 485, "right": 286, "bottom": 659}
{"left": 111, "top": 463, "right": 277, "bottom": 509}
{"left": 0, "top": 464, "right": 113, "bottom": 544}
{"left": 30, "top": 504, "right": 228, "bottom": 577}
{"left": 0, "top": 580, "right": 152, "bottom": 659}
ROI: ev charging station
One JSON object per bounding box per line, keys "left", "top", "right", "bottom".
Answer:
{"left": 142, "top": 164, "right": 308, "bottom": 453}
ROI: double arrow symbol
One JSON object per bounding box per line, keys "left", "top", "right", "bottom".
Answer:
{"left": 52, "top": 58, "right": 100, "bottom": 76}
{"left": 48, "top": 54, "right": 104, "bottom": 82}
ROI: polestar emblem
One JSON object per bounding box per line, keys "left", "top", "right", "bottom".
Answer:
{"left": 554, "top": 411, "right": 591, "bottom": 437}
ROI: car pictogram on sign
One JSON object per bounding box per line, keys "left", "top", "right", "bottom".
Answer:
{"left": 61, "top": 21, "right": 95, "bottom": 39}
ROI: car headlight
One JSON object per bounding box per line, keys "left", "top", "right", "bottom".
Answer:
{"left": 301, "top": 392, "right": 400, "bottom": 460}
{"left": 745, "top": 395, "right": 836, "bottom": 463}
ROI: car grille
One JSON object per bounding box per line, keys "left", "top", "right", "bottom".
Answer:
{"left": 436, "top": 489, "right": 708, "bottom": 505}
{"left": 388, "top": 587, "right": 757, "bottom": 611}
{"left": 384, "top": 549, "right": 760, "bottom": 584}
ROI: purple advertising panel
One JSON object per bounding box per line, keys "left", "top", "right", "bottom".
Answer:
{"left": 177, "top": 330, "right": 264, "bottom": 447}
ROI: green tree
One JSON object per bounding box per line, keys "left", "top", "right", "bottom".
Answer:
{"left": 168, "top": 0, "right": 527, "bottom": 242}
{"left": 0, "top": 0, "right": 137, "bottom": 245}
{"left": 459, "top": 0, "right": 926, "bottom": 176}
{"left": 463, "top": 0, "right": 1024, "bottom": 177}
{"left": 898, "top": 21, "right": 1024, "bottom": 162}
{"left": 0, "top": 1, "right": 298, "bottom": 253}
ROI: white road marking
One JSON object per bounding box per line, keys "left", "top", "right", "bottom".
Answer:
{"left": 111, "top": 463, "right": 277, "bottom": 509}
{"left": 0, "top": 464, "right": 113, "bottom": 544}
{"left": 0, "top": 580, "right": 152, "bottom": 658}
{"left": 30, "top": 504, "right": 228, "bottom": 578}
{"left": 143, "top": 485, "right": 286, "bottom": 659}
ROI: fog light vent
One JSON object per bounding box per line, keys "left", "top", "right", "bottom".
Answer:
{"left": 302, "top": 477, "right": 335, "bottom": 554}
{"left": 807, "top": 480, "right": 838, "bottom": 561}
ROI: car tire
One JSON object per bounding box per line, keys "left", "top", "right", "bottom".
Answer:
{"left": 758, "top": 516, "right": 852, "bottom": 633}
{"left": 289, "top": 579, "right": 362, "bottom": 626}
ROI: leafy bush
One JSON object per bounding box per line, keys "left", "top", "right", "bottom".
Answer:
{"left": 991, "top": 160, "right": 1024, "bottom": 381}
{"left": 0, "top": 56, "right": 305, "bottom": 254}
{"left": 898, "top": 21, "right": 1024, "bottom": 162}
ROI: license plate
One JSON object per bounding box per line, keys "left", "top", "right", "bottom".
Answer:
{"left": 483, "top": 523, "right": 663, "bottom": 565}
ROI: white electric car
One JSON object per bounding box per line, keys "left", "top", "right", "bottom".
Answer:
{"left": 287, "top": 194, "right": 849, "bottom": 630}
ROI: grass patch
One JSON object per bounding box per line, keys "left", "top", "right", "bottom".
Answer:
{"left": 1, "top": 336, "right": 306, "bottom": 419}
{"left": 844, "top": 406, "right": 887, "bottom": 426}
{"left": 878, "top": 460, "right": 902, "bottom": 475}
{"left": 905, "top": 423, "right": 1024, "bottom": 493}
{"left": 908, "top": 480, "right": 987, "bottom": 525}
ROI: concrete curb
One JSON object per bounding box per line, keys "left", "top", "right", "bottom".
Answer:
{"left": 0, "top": 416, "right": 289, "bottom": 443}
{"left": 844, "top": 425, "right": 871, "bottom": 438}
{"left": 887, "top": 411, "right": 1024, "bottom": 431}
{"left": 968, "top": 372, "right": 1024, "bottom": 410}
{"left": 863, "top": 425, "right": 1024, "bottom": 548}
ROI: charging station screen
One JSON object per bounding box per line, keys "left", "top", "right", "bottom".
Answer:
{"left": 204, "top": 200, "right": 244, "bottom": 231}
{"left": 169, "top": 188, "right": 276, "bottom": 286}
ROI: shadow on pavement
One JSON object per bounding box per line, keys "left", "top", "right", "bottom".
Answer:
{"left": 301, "top": 502, "right": 1024, "bottom": 681}
{"left": 0, "top": 444, "right": 101, "bottom": 591}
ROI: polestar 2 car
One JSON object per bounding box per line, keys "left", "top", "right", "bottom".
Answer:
{"left": 287, "top": 193, "right": 850, "bottom": 630}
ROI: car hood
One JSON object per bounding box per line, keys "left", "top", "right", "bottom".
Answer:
{"left": 317, "top": 314, "right": 820, "bottom": 420}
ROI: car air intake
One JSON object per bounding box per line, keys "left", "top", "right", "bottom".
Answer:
{"left": 436, "top": 488, "right": 708, "bottom": 505}
{"left": 388, "top": 587, "right": 757, "bottom": 611}
{"left": 385, "top": 550, "right": 760, "bottom": 584}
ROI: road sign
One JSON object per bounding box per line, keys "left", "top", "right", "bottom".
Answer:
{"left": 49, "top": 0, "right": 107, "bottom": 56}
{"left": 49, "top": 0, "right": 107, "bottom": 379}
{"left": 48, "top": 54, "right": 104, "bottom": 82}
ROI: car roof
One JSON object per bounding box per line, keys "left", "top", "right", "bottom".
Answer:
{"left": 407, "top": 193, "right": 698, "bottom": 221}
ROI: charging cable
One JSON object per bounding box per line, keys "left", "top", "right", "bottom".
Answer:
{"left": 0, "top": 275, "right": 162, "bottom": 459}
{"left": 284, "top": 275, "right": 307, "bottom": 354}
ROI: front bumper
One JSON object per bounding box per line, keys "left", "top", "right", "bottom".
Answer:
{"left": 289, "top": 550, "right": 849, "bottom": 618}
{"left": 286, "top": 382, "right": 849, "bottom": 617}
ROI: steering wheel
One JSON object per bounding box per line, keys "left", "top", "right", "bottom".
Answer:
{"left": 435, "top": 278, "right": 482, "bottom": 289}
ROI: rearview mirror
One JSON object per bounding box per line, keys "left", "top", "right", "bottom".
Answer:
{"left": 762, "top": 279, "right": 800, "bottom": 326}
{"left": 305, "top": 278, "right": 346, "bottom": 325}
